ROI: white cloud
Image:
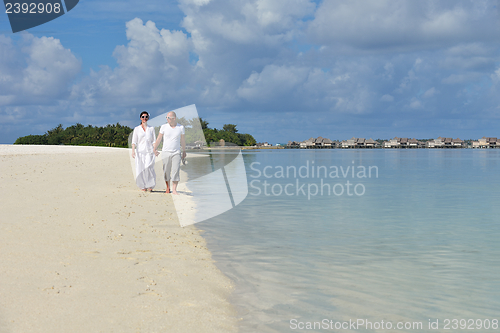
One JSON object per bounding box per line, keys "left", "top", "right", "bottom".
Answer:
{"left": 69, "top": 0, "right": 317, "bottom": 111}
{"left": 442, "top": 73, "right": 482, "bottom": 84}
{"left": 180, "top": 0, "right": 315, "bottom": 46}
{"left": 236, "top": 64, "right": 373, "bottom": 114}
{"left": 447, "top": 42, "right": 492, "bottom": 56}
{"left": 491, "top": 67, "right": 500, "bottom": 83}
{"left": 237, "top": 64, "right": 309, "bottom": 101}
{"left": 383, "top": 62, "right": 395, "bottom": 80}
{"left": 185, "top": 0, "right": 211, "bottom": 7}
{"left": 398, "top": 69, "right": 417, "bottom": 90}
{"left": 245, "top": 0, "right": 315, "bottom": 29}
{"left": 0, "top": 34, "right": 81, "bottom": 106}
{"left": 307, "top": 1, "right": 500, "bottom": 52}
{"left": 71, "top": 18, "right": 194, "bottom": 107}
{"left": 440, "top": 43, "right": 498, "bottom": 72}
{"left": 22, "top": 36, "right": 81, "bottom": 97}
{"left": 409, "top": 98, "right": 422, "bottom": 109}
{"left": 381, "top": 94, "right": 394, "bottom": 102}
{"left": 423, "top": 87, "right": 438, "bottom": 98}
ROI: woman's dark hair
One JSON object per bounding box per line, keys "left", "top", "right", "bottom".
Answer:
{"left": 139, "top": 111, "right": 149, "bottom": 124}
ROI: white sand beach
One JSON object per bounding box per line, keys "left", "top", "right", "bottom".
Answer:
{"left": 0, "top": 145, "right": 237, "bottom": 333}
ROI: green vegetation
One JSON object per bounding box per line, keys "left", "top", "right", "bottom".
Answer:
{"left": 173, "top": 117, "right": 256, "bottom": 147}
{"left": 201, "top": 118, "right": 256, "bottom": 146}
{"left": 14, "top": 123, "right": 132, "bottom": 147}
{"left": 14, "top": 118, "right": 256, "bottom": 148}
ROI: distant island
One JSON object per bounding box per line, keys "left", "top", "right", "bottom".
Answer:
{"left": 14, "top": 118, "right": 257, "bottom": 148}
{"left": 14, "top": 123, "right": 132, "bottom": 147}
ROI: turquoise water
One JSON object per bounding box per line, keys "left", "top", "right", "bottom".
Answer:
{"left": 192, "top": 149, "right": 500, "bottom": 332}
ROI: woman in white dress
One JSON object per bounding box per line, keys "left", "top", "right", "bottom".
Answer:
{"left": 131, "top": 111, "right": 156, "bottom": 191}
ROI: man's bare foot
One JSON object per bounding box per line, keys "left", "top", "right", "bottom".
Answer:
{"left": 172, "top": 181, "right": 179, "bottom": 195}
{"left": 141, "top": 188, "right": 147, "bottom": 192}
{"left": 147, "top": 188, "right": 152, "bottom": 192}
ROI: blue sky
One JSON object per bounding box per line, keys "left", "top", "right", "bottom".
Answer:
{"left": 1, "top": 0, "right": 500, "bottom": 144}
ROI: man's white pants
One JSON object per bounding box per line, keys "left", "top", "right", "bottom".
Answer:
{"left": 161, "top": 151, "right": 181, "bottom": 182}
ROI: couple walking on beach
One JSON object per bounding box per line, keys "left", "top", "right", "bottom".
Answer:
{"left": 131, "top": 111, "right": 186, "bottom": 194}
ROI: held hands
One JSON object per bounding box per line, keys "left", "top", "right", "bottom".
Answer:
{"left": 182, "top": 151, "right": 186, "bottom": 159}
{"left": 154, "top": 149, "right": 160, "bottom": 157}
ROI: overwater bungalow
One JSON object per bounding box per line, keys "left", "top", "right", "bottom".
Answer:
{"left": 316, "top": 137, "right": 336, "bottom": 148}
{"left": 365, "top": 138, "right": 379, "bottom": 148}
{"left": 300, "top": 138, "right": 314, "bottom": 148}
{"left": 452, "top": 138, "right": 465, "bottom": 148}
{"left": 339, "top": 137, "right": 379, "bottom": 148}
{"left": 383, "top": 137, "right": 399, "bottom": 148}
{"left": 472, "top": 137, "right": 500, "bottom": 148}
{"left": 340, "top": 138, "right": 356, "bottom": 148}
{"left": 295, "top": 137, "right": 337, "bottom": 149}
{"left": 408, "top": 138, "right": 424, "bottom": 148}
{"left": 426, "top": 137, "right": 464, "bottom": 148}
{"left": 355, "top": 138, "right": 366, "bottom": 148}
{"left": 383, "top": 137, "right": 424, "bottom": 148}
{"left": 285, "top": 136, "right": 500, "bottom": 149}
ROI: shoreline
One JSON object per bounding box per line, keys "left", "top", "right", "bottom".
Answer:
{"left": 0, "top": 145, "right": 238, "bottom": 332}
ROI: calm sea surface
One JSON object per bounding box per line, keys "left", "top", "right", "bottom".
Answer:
{"left": 190, "top": 149, "right": 500, "bottom": 332}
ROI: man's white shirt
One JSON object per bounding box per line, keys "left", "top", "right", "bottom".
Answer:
{"left": 159, "top": 123, "right": 185, "bottom": 153}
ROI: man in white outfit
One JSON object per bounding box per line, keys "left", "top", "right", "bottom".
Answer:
{"left": 153, "top": 111, "right": 186, "bottom": 194}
